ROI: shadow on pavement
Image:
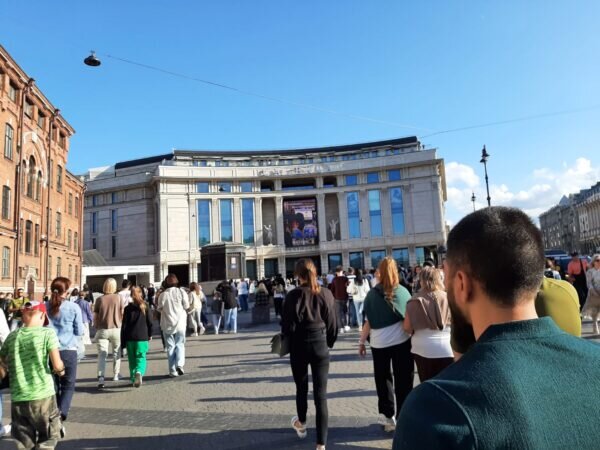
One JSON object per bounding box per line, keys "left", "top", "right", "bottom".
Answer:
{"left": 198, "top": 388, "right": 376, "bottom": 403}
{"left": 51, "top": 425, "right": 390, "bottom": 450}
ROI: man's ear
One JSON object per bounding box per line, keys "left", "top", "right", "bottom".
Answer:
{"left": 454, "top": 270, "right": 473, "bottom": 306}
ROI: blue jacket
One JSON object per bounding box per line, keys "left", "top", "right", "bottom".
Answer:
{"left": 75, "top": 298, "right": 93, "bottom": 324}
{"left": 47, "top": 300, "right": 84, "bottom": 350}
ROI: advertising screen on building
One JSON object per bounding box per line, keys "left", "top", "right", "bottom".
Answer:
{"left": 283, "top": 198, "right": 319, "bottom": 247}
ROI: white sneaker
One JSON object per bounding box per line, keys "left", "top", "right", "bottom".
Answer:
{"left": 192, "top": 333, "right": 198, "bottom": 337}
{"left": 113, "top": 374, "right": 120, "bottom": 381}
{"left": 291, "top": 416, "right": 307, "bottom": 439}
{"left": 0, "top": 423, "right": 11, "bottom": 436}
{"left": 358, "top": 326, "right": 363, "bottom": 332}
{"left": 200, "top": 327, "right": 206, "bottom": 335}
{"left": 344, "top": 325, "right": 351, "bottom": 332}
{"left": 378, "top": 415, "right": 396, "bottom": 432}
{"left": 339, "top": 328, "right": 345, "bottom": 334}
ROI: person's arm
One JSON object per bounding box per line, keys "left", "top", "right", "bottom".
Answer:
{"left": 120, "top": 307, "right": 128, "bottom": 347}
{"left": 280, "top": 291, "right": 295, "bottom": 336}
{"left": 156, "top": 292, "right": 164, "bottom": 312}
{"left": 0, "top": 310, "right": 9, "bottom": 344}
{"left": 403, "top": 310, "right": 413, "bottom": 333}
{"left": 49, "top": 348, "right": 65, "bottom": 377}
{"left": 358, "top": 320, "right": 371, "bottom": 357}
{"left": 8, "top": 300, "right": 19, "bottom": 314}
{"left": 145, "top": 308, "right": 153, "bottom": 340}
{"left": 181, "top": 289, "right": 190, "bottom": 310}
{"left": 393, "top": 383, "right": 474, "bottom": 450}
{"left": 321, "top": 291, "right": 338, "bottom": 348}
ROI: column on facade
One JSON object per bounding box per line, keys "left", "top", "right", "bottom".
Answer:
{"left": 275, "top": 197, "right": 284, "bottom": 246}
{"left": 188, "top": 195, "right": 197, "bottom": 251}
{"left": 337, "top": 192, "right": 349, "bottom": 241}
{"left": 403, "top": 184, "right": 415, "bottom": 236}
{"left": 316, "top": 194, "right": 327, "bottom": 243}
{"left": 254, "top": 198, "right": 263, "bottom": 246}
{"left": 233, "top": 197, "right": 242, "bottom": 243}
{"left": 430, "top": 181, "right": 442, "bottom": 234}
{"left": 320, "top": 254, "right": 329, "bottom": 276}
{"left": 257, "top": 257, "right": 265, "bottom": 280}
{"left": 211, "top": 198, "right": 219, "bottom": 243}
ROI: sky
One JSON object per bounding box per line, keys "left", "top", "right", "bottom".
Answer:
{"left": 2, "top": 1, "right": 600, "bottom": 225}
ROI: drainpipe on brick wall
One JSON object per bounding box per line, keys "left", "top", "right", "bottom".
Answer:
{"left": 43, "top": 108, "right": 59, "bottom": 296}
{"left": 12, "top": 77, "right": 34, "bottom": 291}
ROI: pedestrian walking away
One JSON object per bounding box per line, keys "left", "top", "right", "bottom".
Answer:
{"left": 93, "top": 278, "right": 124, "bottom": 389}
{"left": 238, "top": 279, "right": 249, "bottom": 312}
{"left": 567, "top": 252, "right": 589, "bottom": 310}
{"left": 121, "top": 286, "right": 153, "bottom": 387}
{"left": 359, "top": 257, "right": 413, "bottom": 433}
{"left": 0, "top": 301, "right": 65, "bottom": 449}
{"left": 403, "top": 267, "right": 453, "bottom": 382}
{"left": 583, "top": 254, "right": 600, "bottom": 334}
{"left": 157, "top": 274, "right": 190, "bottom": 377}
{"left": 46, "top": 277, "right": 84, "bottom": 435}
{"left": 394, "top": 207, "right": 600, "bottom": 449}
{"left": 352, "top": 269, "right": 371, "bottom": 331}
{"left": 218, "top": 280, "right": 238, "bottom": 334}
{"left": 281, "top": 259, "right": 338, "bottom": 450}
{"left": 329, "top": 266, "right": 350, "bottom": 333}
{"left": 188, "top": 283, "right": 206, "bottom": 336}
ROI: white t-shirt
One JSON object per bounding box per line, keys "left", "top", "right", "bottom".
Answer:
{"left": 410, "top": 326, "right": 453, "bottom": 358}
{"left": 370, "top": 322, "right": 411, "bottom": 349}
{"left": 238, "top": 281, "right": 249, "bottom": 295}
{"left": 353, "top": 282, "right": 370, "bottom": 302}
{"left": 118, "top": 289, "right": 132, "bottom": 308}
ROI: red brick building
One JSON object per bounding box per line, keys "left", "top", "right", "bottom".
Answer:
{"left": 0, "top": 45, "right": 83, "bottom": 299}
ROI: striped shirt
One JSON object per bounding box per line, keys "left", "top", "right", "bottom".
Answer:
{"left": 0, "top": 326, "right": 59, "bottom": 402}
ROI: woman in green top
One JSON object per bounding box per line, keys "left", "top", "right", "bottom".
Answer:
{"left": 358, "top": 257, "right": 413, "bottom": 432}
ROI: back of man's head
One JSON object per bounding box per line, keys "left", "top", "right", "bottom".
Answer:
{"left": 447, "top": 207, "right": 545, "bottom": 306}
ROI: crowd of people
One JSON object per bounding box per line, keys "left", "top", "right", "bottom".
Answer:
{"left": 0, "top": 207, "right": 599, "bottom": 449}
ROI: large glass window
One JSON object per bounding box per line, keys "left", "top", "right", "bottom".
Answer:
{"left": 347, "top": 192, "right": 361, "bottom": 239}
{"left": 25, "top": 220, "right": 32, "bottom": 254}
{"left": 218, "top": 182, "right": 232, "bottom": 193}
{"left": 328, "top": 254, "right": 342, "bottom": 272}
{"left": 370, "top": 249, "right": 386, "bottom": 269}
{"left": 56, "top": 165, "right": 63, "bottom": 192}
{"left": 197, "top": 200, "right": 211, "bottom": 246}
{"left": 349, "top": 252, "right": 364, "bottom": 270}
{"left": 26, "top": 156, "right": 35, "bottom": 198}
{"left": 34, "top": 224, "right": 39, "bottom": 256}
{"left": 240, "top": 182, "right": 253, "bottom": 193}
{"left": 1, "top": 247, "right": 9, "bottom": 278}
{"left": 264, "top": 258, "right": 278, "bottom": 278}
{"left": 366, "top": 172, "right": 380, "bottom": 183}
{"left": 68, "top": 193, "right": 73, "bottom": 214}
{"left": 246, "top": 260, "right": 257, "bottom": 280}
{"left": 368, "top": 190, "right": 383, "bottom": 237}
{"left": 111, "top": 209, "right": 117, "bottom": 232}
{"left": 56, "top": 212, "right": 61, "bottom": 237}
{"left": 1, "top": 186, "right": 10, "bottom": 220}
{"left": 415, "top": 247, "right": 426, "bottom": 265}
{"left": 92, "top": 195, "right": 98, "bottom": 207}
{"left": 4, "top": 124, "right": 14, "bottom": 160}
{"left": 196, "top": 182, "right": 209, "bottom": 193}
{"left": 56, "top": 257, "right": 62, "bottom": 277}
{"left": 345, "top": 175, "right": 357, "bottom": 186}
{"left": 392, "top": 248, "right": 409, "bottom": 270}
{"left": 388, "top": 169, "right": 401, "bottom": 181}
{"left": 220, "top": 199, "right": 233, "bottom": 242}
{"left": 242, "top": 198, "right": 255, "bottom": 244}
{"left": 390, "top": 187, "right": 406, "bottom": 235}
{"left": 111, "top": 236, "right": 117, "bottom": 258}
{"left": 91, "top": 212, "right": 97, "bottom": 234}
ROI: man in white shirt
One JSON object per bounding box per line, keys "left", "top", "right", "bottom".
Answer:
{"left": 238, "top": 279, "right": 249, "bottom": 312}
{"left": 118, "top": 279, "right": 132, "bottom": 308}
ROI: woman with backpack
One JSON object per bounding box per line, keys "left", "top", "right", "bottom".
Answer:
{"left": 156, "top": 274, "right": 190, "bottom": 377}
{"left": 358, "top": 257, "right": 413, "bottom": 433}
{"left": 121, "top": 286, "right": 153, "bottom": 387}
{"left": 281, "top": 259, "right": 337, "bottom": 450}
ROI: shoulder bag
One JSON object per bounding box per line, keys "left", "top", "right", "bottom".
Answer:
{"left": 270, "top": 332, "right": 290, "bottom": 357}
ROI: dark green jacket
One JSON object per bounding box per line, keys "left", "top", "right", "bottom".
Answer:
{"left": 394, "top": 318, "right": 600, "bottom": 449}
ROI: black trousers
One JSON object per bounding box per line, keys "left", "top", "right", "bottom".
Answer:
{"left": 335, "top": 300, "right": 348, "bottom": 328}
{"left": 413, "top": 354, "right": 453, "bottom": 382}
{"left": 371, "top": 339, "right": 414, "bottom": 419}
{"left": 290, "top": 329, "right": 330, "bottom": 446}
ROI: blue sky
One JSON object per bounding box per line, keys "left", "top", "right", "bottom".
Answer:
{"left": 2, "top": 1, "right": 599, "bottom": 224}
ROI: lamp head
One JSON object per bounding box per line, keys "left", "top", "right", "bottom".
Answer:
{"left": 84, "top": 51, "right": 101, "bottom": 67}
{"left": 480, "top": 145, "right": 490, "bottom": 163}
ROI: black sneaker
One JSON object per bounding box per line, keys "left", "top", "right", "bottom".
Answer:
{"left": 60, "top": 425, "right": 66, "bottom": 438}
{"left": 176, "top": 366, "right": 184, "bottom": 376}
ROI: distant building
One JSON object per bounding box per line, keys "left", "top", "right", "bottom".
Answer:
{"left": 82, "top": 137, "right": 447, "bottom": 285}
{"left": 540, "top": 182, "right": 600, "bottom": 255}
{"left": 0, "top": 45, "right": 83, "bottom": 298}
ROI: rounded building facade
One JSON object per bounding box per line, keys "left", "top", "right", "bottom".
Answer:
{"left": 83, "top": 136, "right": 447, "bottom": 285}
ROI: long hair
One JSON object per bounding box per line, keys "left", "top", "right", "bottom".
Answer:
{"left": 356, "top": 269, "right": 364, "bottom": 286}
{"left": 50, "top": 277, "right": 71, "bottom": 317}
{"left": 419, "top": 266, "right": 445, "bottom": 293}
{"left": 131, "top": 286, "right": 147, "bottom": 314}
{"left": 295, "top": 259, "right": 320, "bottom": 295}
{"left": 378, "top": 257, "right": 399, "bottom": 303}
{"left": 103, "top": 277, "right": 117, "bottom": 295}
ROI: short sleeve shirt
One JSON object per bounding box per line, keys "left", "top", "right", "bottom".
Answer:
{"left": 0, "top": 326, "right": 59, "bottom": 402}
{"left": 9, "top": 297, "right": 27, "bottom": 319}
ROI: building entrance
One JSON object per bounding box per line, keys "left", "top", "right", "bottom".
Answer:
{"left": 285, "top": 256, "right": 321, "bottom": 279}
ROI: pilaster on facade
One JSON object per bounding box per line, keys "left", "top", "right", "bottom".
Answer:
{"left": 254, "top": 198, "right": 264, "bottom": 246}
{"left": 275, "top": 197, "right": 284, "bottom": 246}
{"left": 359, "top": 190, "right": 369, "bottom": 239}
{"left": 337, "top": 192, "right": 349, "bottom": 241}
{"left": 233, "top": 197, "right": 242, "bottom": 244}
{"left": 316, "top": 193, "right": 327, "bottom": 244}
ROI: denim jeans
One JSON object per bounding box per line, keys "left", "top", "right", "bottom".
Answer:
{"left": 54, "top": 350, "right": 78, "bottom": 421}
{"left": 238, "top": 294, "right": 249, "bottom": 311}
{"left": 164, "top": 330, "right": 186, "bottom": 374}
{"left": 348, "top": 299, "right": 358, "bottom": 327}
{"left": 335, "top": 300, "right": 348, "bottom": 328}
{"left": 224, "top": 308, "right": 238, "bottom": 333}
{"left": 211, "top": 314, "right": 222, "bottom": 333}
{"left": 354, "top": 301, "right": 365, "bottom": 327}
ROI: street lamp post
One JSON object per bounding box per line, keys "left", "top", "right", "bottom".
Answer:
{"left": 480, "top": 145, "right": 491, "bottom": 207}
{"left": 471, "top": 192, "right": 476, "bottom": 212}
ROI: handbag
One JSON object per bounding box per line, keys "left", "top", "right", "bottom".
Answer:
{"left": 270, "top": 333, "right": 290, "bottom": 357}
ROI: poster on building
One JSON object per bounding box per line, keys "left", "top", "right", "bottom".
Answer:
{"left": 283, "top": 198, "right": 319, "bottom": 247}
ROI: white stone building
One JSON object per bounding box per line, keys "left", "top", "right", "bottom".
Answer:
{"left": 82, "top": 137, "right": 447, "bottom": 285}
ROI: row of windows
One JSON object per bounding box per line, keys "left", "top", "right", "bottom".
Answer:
{"left": 347, "top": 187, "right": 406, "bottom": 238}
{"left": 90, "top": 209, "right": 118, "bottom": 235}
{"left": 189, "top": 147, "right": 410, "bottom": 168}
{"left": 195, "top": 170, "right": 401, "bottom": 194}
{"left": 327, "top": 247, "right": 426, "bottom": 272}
{"left": 17, "top": 215, "right": 79, "bottom": 255}
{"left": 197, "top": 198, "right": 255, "bottom": 246}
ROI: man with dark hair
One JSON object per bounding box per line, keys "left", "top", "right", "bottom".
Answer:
{"left": 329, "top": 266, "right": 349, "bottom": 333}
{"left": 394, "top": 207, "right": 600, "bottom": 449}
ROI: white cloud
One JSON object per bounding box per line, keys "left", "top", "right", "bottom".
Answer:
{"left": 445, "top": 157, "right": 600, "bottom": 226}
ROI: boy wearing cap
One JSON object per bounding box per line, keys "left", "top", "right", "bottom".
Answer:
{"left": 0, "top": 301, "right": 65, "bottom": 449}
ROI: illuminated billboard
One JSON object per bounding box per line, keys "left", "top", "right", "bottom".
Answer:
{"left": 283, "top": 198, "right": 319, "bottom": 247}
